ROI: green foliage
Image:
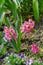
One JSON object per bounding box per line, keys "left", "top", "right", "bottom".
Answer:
{"left": 5, "top": 0, "right": 17, "bottom": 20}
{"left": 0, "top": 31, "right": 3, "bottom": 38}
{"left": 4, "top": 17, "right": 11, "bottom": 27}
{"left": 16, "top": 31, "right": 22, "bottom": 52}
{"left": 39, "top": 0, "right": 43, "bottom": 14}
{"left": 32, "top": 61, "right": 43, "bottom": 65}
{"left": 32, "top": 0, "right": 39, "bottom": 21}
{"left": 18, "top": 0, "right": 43, "bottom": 21}
{"left": 0, "top": 7, "right": 5, "bottom": 26}
{"left": 4, "top": 54, "right": 43, "bottom": 65}
{"left": 5, "top": 54, "right": 25, "bottom": 65}
{"left": 0, "top": 0, "right": 5, "bottom": 6}
{"left": 0, "top": 45, "right": 7, "bottom": 57}
{"left": 17, "top": 0, "right": 31, "bottom": 20}
{"left": 36, "top": 53, "right": 41, "bottom": 59}
{"left": 20, "top": 0, "right": 31, "bottom": 15}
{"left": 0, "top": 39, "right": 7, "bottom": 57}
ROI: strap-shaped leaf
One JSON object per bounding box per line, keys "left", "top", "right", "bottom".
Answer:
{"left": 0, "top": 8, "right": 5, "bottom": 26}
{"left": 4, "top": 17, "right": 11, "bottom": 28}
{"left": 0, "top": 0, "right": 5, "bottom": 7}
{"left": 5, "top": 0, "right": 17, "bottom": 20}
{"left": 11, "top": 38, "right": 17, "bottom": 52}
{"left": 16, "top": 30, "right": 22, "bottom": 52}
{"left": 33, "top": 0, "right": 39, "bottom": 21}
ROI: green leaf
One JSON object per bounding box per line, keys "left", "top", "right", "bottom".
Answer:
{"left": 32, "top": 61, "right": 43, "bottom": 65}
{"left": 0, "top": 0, "right": 5, "bottom": 6}
{"left": 36, "top": 53, "right": 41, "bottom": 58}
{"left": 11, "top": 38, "right": 17, "bottom": 52}
{"left": 33, "top": 0, "right": 39, "bottom": 21}
{"left": 39, "top": 0, "right": 43, "bottom": 14}
{"left": 0, "top": 7, "right": 6, "bottom": 26}
{"left": 16, "top": 30, "right": 22, "bottom": 53}
{"left": 4, "top": 17, "right": 11, "bottom": 27}
{"left": 15, "top": 16, "right": 23, "bottom": 53}
{"left": 5, "top": 0, "right": 17, "bottom": 20}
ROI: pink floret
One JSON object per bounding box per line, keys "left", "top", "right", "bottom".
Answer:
{"left": 4, "top": 26, "right": 11, "bottom": 41}
{"left": 20, "top": 19, "right": 35, "bottom": 34}
{"left": 9, "top": 27, "right": 17, "bottom": 41}
{"left": 28, "top": 19, "right": 35, "bottom": 29}
{"left": 31, "top": 44, "right": 39, "bottom": 54}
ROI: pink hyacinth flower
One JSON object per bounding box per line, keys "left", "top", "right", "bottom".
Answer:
{"left": 20, "top": 19, "right": 35, "bottom": 34}
{"left": 31, "top": 44, "right": 39, "bottom": 54}
{"left": 28, "top": 19, "right": 35, "bottom": 29}
{"left": 20, "top": 21, "right": 31, "bottom": 33}
{"left": 4, "top": 26, "right": 11, "bottom": 41}
{"left": 9, "top": 27, "right": 17, "bottom": 41}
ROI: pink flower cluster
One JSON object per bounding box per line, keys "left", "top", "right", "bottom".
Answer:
{"left": 31, "top": 44, "right": 39, "bottom": 54}
{"left": 4, "top": 26, "right": 17, "bottom": 41}
{"left": 4, "top": 26, "right": 11, "bottom": 41}
{"left": 20, "top": 19, "right": 35, "bottom": 33}
{"left": 9, "top": 27, "right": 17, "bottom": 41}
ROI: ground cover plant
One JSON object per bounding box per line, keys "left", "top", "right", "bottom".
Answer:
{"left": 0, "top": 0, "right": 43, "bottom": 65}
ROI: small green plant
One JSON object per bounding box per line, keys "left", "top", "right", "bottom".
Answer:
{"left": 4, "top": 53, "right": 43, "bottom": 65}
{"left": 32, "top": 61, "right": 43, "bottom": 65}
{"left": 4, "top": 53, "right": 25, "bottom": 65}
